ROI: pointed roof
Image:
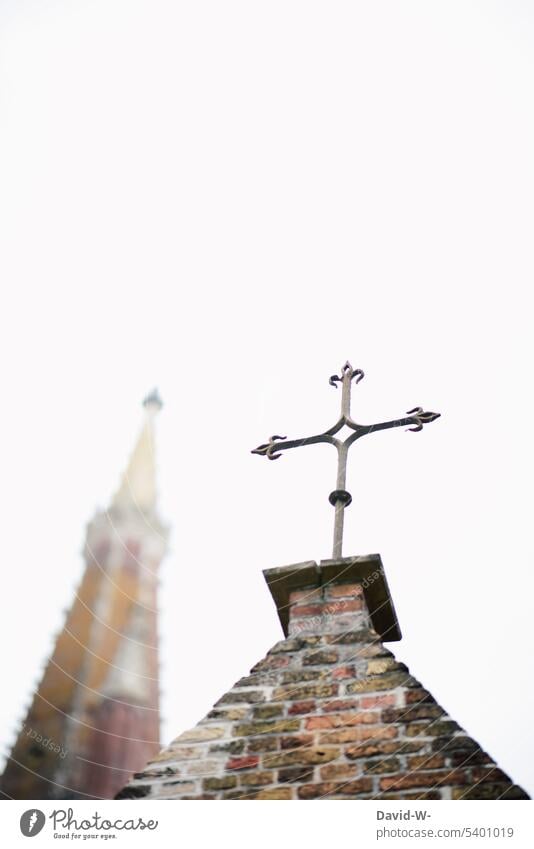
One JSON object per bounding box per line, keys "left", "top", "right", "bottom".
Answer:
{"left": 117, "top": 557, "right": 529, "bottom": 801}
{"left": 112, "top": 389, "right": 163, "bottom": 513}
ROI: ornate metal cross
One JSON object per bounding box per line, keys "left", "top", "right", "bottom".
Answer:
{"left": 252, "top": 361, "right": 440, "bottom": 558}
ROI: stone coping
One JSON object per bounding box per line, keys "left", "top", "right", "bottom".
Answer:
{"left": 263, "top": 554, "right": 402, "bottom": 642}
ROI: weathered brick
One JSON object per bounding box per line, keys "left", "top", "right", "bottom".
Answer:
{"left": 207, "top": 707, "right": 248, "bottom": 721}
{"left": 185, "top": 760, "right": 219, "bottom": 776}
{"left": 217, "top": 690, "right": 265, "bottom": 705}
{"left": 357, "top": 644, "right": 394, "bottom": 658}
{"left": 247, "top": 737, "right": 278, "bottom": 753}
{"left": 255, "top": 787, "right": 293, "bottom": 800}
{"left": 155, "top": 745, "right": 202, "bottom": 762}
{"left": 346, "top": 740, "right": 425, "bottom": 759}
{"left": 272, "top": 684, "right": 338, "bottom": 701}
{"left": 281, "top": 669, "right": 323, "bottom": 684}
{"left": 233, "top": 675, "right": 265, "bottom": 688}
{"left": 319, "top": 726, "right": 397, "bottom": 744}
{"left": 302, "top": 650, "right": 339, "bottom": 666}
{"left": 365, "top": 757, "right": 401, "bottom": 774}
{"left": 326, "top": 629, "right": 376, "bottom": 645}
{"left": 431, "top": 735, "right": 476, "bottom": 752}
{"left": 449, "top": 750, "right": 491, "bottom": 767}
{"left": 297, "top": 636, "right": 323, "bottom": 647}
{"left": 264, "top": 747, "right": 340, "bottom": 768}
{"left": 176, "top": 726, "right": 225, "bottom": 743}
{"left": 471, "top": 766, "right": 510, "bottom": 784}
{"left": 269, "top": 639, "right": 302, "bottom": 653}
{"left": 226, "top": 756, "right": 259, "bottom": 771}
{"left": 180, "top": 794, "right": 217, "bottom": 800}
{"left": 288, "top": 700, "right": 316, "bottom": 715}
{"left": 337, "top": 778, "right": 374, "bottom": 795}
{"left": 406, "top": 721, "right": 459, "bottom": 738}
{"left": 405, "top": 688, "right": 435, "bottom": 705}
{"left": 452, "top": 784, "right": 529, "bottom": 800}
{"left": 407, "top": 754, "right": 446, "bottom": 770}
{"left": 251, "top": 655, "right": 290, "bottom": 671}
{"left": 233, "top": 719, "right": 300, "bottom": 737}
{"left": 152, "top": 781, "right": 197, "bottom": 798}
{"left": 305, "top": 711, "right": 379, "bottom": 730}
{"left": 380, "top": 769, "right": 470, "bottom": 791}
{"left": 382, "top": 705, "right": 444, "bottom": 723}
{"left": 325, "top": 583, "right": 364, "bottom": 599}
{"left": 367, "top": 658, "right": 399, "bottom": 675}
{"left": 297, "top": 782, "right": 339, "bottom": 799}
{"left": 280, "top": 734, "right": 313, "bottom": 750}
{"left": 239, "top": 771, "right": 274, "bottom": 786}
{"left": 320, "top": 763, "right": 357, "bottom": 780}
{"left": 278, "top": 766, "right": 314, "bottom": 783}
{"left": 253, "top": 705, "right": 284, "bottom": 720}
{"left": 209, "top": 740, "right": 245, "bottom": 755}
{"left": 346, "top": 672, "right": 408, "bottom": 693}
{"left": 202, "top": 776, "right": 238, "bottom": 791}
{"left": 381, "top": 791, "right": 442, "bottom": 800}
{"left": 115, "top": 785, "right": 151, "bottom": 799}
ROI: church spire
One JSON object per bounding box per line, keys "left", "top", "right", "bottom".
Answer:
{"left": 0, "top": 391, "right": 168, "bottom": 800}
{"left": 112, "top": 389, "right": 163, "bottom": 513}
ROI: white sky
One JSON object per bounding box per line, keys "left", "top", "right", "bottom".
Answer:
{"left": 1, "top": 0, "right": 533, "bottom": 798}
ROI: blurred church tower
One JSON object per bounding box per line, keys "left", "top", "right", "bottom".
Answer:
{"left": 0, "top": 391, "right": 168, "bottom": 799}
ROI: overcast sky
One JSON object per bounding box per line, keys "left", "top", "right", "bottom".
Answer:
{"left": 1, "top": 0, "right": 533, "bottom": 798}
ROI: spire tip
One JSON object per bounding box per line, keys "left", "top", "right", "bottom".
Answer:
{"left": 143, "top": 388, "right": 163, "bottom": 412}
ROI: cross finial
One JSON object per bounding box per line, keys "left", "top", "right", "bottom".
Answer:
{"left": 252, "top": 362, "right": 440, "bottom": 558}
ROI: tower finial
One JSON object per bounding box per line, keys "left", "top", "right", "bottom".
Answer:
{"left": 143, "top": 388, "right": 163, "bottom": 411}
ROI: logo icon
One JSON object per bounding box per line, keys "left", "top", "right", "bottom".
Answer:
{"left": 20, "top": 809, "right": 45, "bottom": 837}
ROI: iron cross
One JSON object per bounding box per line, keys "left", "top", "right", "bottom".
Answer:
{"left": 252, "top": 361, "right": 440, "bottom": 558}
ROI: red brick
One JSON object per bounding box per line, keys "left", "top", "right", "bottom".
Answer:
{"left": 291, "top": 604, "right": 323, "bottom": 617}
{"left": 325, "top": 583, "right": 364, "bottom": 600}
{"left": 226, "top": 756, "right": 259, "bottom": 771}
{"left": 288, "top": 700, "right": 316, "bottom": 715}
{"left": 332, "top": 666, "right": 355, "bottom": 679}
{"left": 361, "top": 694, "right": 397, "bottom": 709}
{"left": 323, "top": 699, "right": 359, "bottom": 712}
{"left": 289, "top": 588, "right": 322, "bottom": 604}
{"left": 326, "top": 599, "right": 363, "bottom": 614}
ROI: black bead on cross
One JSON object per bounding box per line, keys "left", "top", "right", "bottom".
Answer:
{"left": 252, "top": 361, "right": 440, "bottom": 558}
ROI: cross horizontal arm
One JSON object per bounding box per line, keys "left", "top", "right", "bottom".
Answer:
{"left": 347, "top": 407, "right": 440, "bottom": 444}
{"left": 251, "top": 431, "right": 337, "bottom": 460}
